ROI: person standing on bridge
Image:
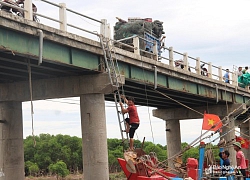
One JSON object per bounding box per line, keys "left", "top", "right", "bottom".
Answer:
{"left": 16, "top": 0, "right": 37, "bottom": 12}
{"left": 119, "top": 95, "right": 140, "bottom": 151}
{"left": 237, "top": 67, "right": 243, "bottom": 77}
{"left": 242, "top": 66, "right": 249, "bottom": 74}
{"left": 223, "top": 69, "right": 230, "bottom": 83}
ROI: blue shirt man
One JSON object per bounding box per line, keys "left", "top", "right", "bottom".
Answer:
{"left": 219, "top": 150, "right": 230, "bottom": 176}
{"left": 223, "top": 69, "right": 230, "bottom": 83}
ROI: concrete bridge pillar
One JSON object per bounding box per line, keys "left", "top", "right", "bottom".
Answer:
{"left": 0, "top": 101, "right": 24, "bottom": 180}
{"left": 80, "top": 93, "right": 109, "bottom": 180}
{"left": 165, "top": 119, "right": 182, "bottom": 169}
{"left": 222, "top": 116, "right": 236, "bottom": 166}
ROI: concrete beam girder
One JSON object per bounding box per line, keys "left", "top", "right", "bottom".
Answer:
{"left": 0, "top": 73, "right": 124, "bottom": 102}
{"left": 153, "top": 103, "right": 246, "bottom": 120}
{"left": 0, "top": 27, "right": 100, "bottom": 71}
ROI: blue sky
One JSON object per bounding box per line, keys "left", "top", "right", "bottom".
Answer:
{"left": 22, "top": 0, "right": 249, "bottom": 145}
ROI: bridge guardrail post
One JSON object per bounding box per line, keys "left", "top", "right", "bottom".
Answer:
{"left": 153, "top": 41, "right": 158, "bottom": 61}
{"left": 196, "top": 57, "right": 201, "bottom": 75}
{"left": 246, "top": 86, "right": 250, "bottom": 92}
{"left": 100, "top": 19, "right": 111, "bottom": 42}
{"left": 208, "top": 62, "right": 212, "bottom": 78}
{"left": 24, "top": 0, "right": 32, "bottom": 21}
{"left": 232, "top": 71, "right": 237, "bottom": 86}
{"left": 59, "top": 3, "right": 67, "bottom": 31}
{"left": 183, "top": 53, "right": 188, "bottom": 71}
{"left": 133, "top": 36, "right": 140, "bottom": 55}
{"left": 218, "top": 66, "right": 223, "bottom": 81}
{"left": 169, "top": 47, "right": 174, "bottom": 67}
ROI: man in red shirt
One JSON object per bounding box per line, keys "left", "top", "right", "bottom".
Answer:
{"left": 233, "top": 142, "right": 247, "bottom": 178}
{"left": 119, "top": 95, "right": 140, "bottom": 151}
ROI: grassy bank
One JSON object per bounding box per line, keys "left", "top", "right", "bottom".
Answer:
{"left": 25, "top": 172, "right": 126, "bottom": 180}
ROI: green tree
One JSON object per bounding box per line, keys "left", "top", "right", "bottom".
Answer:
{"left": 25, "top": 134, "right": 213, "bottom": 177}
{"left": 182, "top": 145, "right": 199, "bottom": 164}
{"left": 144, "top": 143, "right": 167, "bottom": 161}
{"left": 49, "top": 160, "right": 69, "bottom": 179}
{"left": 108, "top": 152, "right": 117, "bottom": 172}
{"left": 29, "top": 163, "right": 39, "bottom": 176}
{"left": 24, "top": 134, "right": 83, "bottom": 174}
{"left": 25, "top": 161, "right": 39, "bottom": 176}
{"left": 107, "top": 139, "right": 124, "bottom": 173}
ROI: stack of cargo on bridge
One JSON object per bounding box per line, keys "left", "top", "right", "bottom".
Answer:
{"left": 238, "top": 67, "right": 250, "bottom": 88}
{"left": 114, "top": 17, "right": 165, "bottom": 57}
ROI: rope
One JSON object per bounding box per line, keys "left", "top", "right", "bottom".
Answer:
{"left": 140, "top": 55, "right": 155, "bottom": 144}
{"left": 225, "top": 107, "right": 250, "bottom": 138}
{"left": 233, "top": 118, "right": 250, "bottom": 138}
{"left": 205, "top": 144, "right": 215, "bottom": 166}
{"left": 153, "top": 88, "right": 204, "bottom": 116}
{"left": 208, "top": 107, "right": 250, "bottom": 143}
{"left": 27, "top": 60, "right": 36, "bottom": 147}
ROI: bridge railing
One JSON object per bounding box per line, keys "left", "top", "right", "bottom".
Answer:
{"left": 0, "top": 0, "right": 110, "bottom": 40}
{"left": 126, "top": 36, "right": 246, "bottom": 89}
{"left": 36, "top": 0, "right": 110, "bottom": 38}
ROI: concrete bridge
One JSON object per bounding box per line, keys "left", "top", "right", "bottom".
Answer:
{"left": 0, "top": 3, "right": 250, "bottom": 179}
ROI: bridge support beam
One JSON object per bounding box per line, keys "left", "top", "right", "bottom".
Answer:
{"left": 0, "top": 101, "right": 24, "bottom": 179}
{"left": 222, "top": 116, "right": 236, "bottom": 166}
{"left": 152, "top": 104, "right": 245, "bottom": 120}
{"left": 165, "top": 119, "right": 182, "bottom": 171}
{"left": 80, "top": 93, "right": 109, "bottom": 180}
{"left": 153, "top": 108, "right": 182, "bottom": 171}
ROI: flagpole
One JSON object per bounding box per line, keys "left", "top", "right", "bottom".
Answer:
{"left": 199, "top": 111, "right": 206, "bottom": 144}
{"left": 199, "top": 129, "right": 203, "bottom": 143}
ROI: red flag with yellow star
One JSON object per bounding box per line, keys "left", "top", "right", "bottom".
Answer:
{"left": 236, "top": 136, "right": 249, "bottom": 149}
{"left": 202, "top": 114, "right": 222, "bottom": 131}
